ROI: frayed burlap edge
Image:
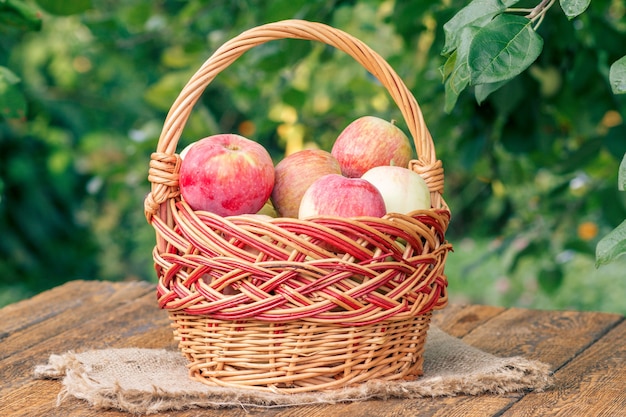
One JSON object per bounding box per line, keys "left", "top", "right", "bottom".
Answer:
{"left": 34, "top": 327, "right": 552, "bottom": 414}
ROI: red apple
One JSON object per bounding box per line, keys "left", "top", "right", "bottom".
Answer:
{"left": 271, "top": 149, "right": 342, "bottom": 218}
{"left": 298, "top": 174, "right": 386, "bottom": 219}
{"left": 361, "top": 166, "right": 431, "bottom": 214}
{"left": 179, "top": 134, "right": 275, "bottom": 216}
{"left": 331, "top": 116, "right": 413, "bottom": 177}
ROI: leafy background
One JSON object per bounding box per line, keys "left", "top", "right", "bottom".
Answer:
{"left": 1, "top": 0, "right": 625, "bottom": 313}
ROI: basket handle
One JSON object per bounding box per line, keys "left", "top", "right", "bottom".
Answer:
{"left": 145, "top": 19, "right": 447, "bottom": 221}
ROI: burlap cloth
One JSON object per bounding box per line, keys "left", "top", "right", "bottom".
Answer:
{"left": 34, "top": 326, "right": 552, "bottom": 414}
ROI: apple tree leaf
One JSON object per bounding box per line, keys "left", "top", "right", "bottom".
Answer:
{"left": 442, "top": 0, "right": 521, "bottom": 56}
{"left": 538, "top": 265, "right": 564, "bottom": 294}
{"left": 468, "top": 14, "right": 543, "bottom": 85}
{"left": 0, "top": 67, "right": 27, "bottom": 120}
{"left": 559, "top": 0, "right": 591, "bottom": 20}
{"left": 0, "top": 0, "right": 42, "bottom": 31}
{"left": 617, "top": 154, "right": 626, "bottom": 191}
{"left": 609, "top": 55, "right": 626, "bottom": 94}
{"left": 0, "top": 66, "right": 21, "bottom": 85}
{"left": 36, "top": 0, "right": 92, "bottom": 16}
{"left": 443, "top": 52, "right": 469, "bottom": 113}
{"left": 474, "top": 79, "right": 508, "bottom": 104}
{"left": 596, "top": 220, "right": 626, "bottom": 267}
{"left": 443, "top": 26, "right": 479, "bottom": 113}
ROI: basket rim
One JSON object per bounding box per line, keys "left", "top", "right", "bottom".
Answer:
{"left": 153, "top": 199, "right": 451, "bottom": 324}
{"left": 145, "top": 19, "right": 452, "bottom": 326}
{"left": 144, "top": 19, "right": 448, "bottom": 222}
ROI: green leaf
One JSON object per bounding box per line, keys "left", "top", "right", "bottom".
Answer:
{"left": 144, "top": 71, "right": 193, "bottom": 112}
{"left": 468, "top": 14, "right": 543, "bottom": 85}
{"left": 617, "top": 154, "right": 626, "bottom": 191}
{"left": 506, "top": 239, "right": 549, "bottom": 273}
{"left": 554, "top": 137, "right": 603, "bottom": 174}
{"left": 443, "top": 52, "right": 467, "bottom": 112}
{"left": 609, "top": 55, "right": 626, "bottom": 94}
{"left": 0, "top": 66, "right": 21, "bottom": 85}
{"left": 0, "top": 0, "right": 42, "bottom": 31}
{"left": 538, "top": 265, "right": 564, "bottom": 294}
{"left": 559, "top": 0, "right": 591, "bottom": 19}
{"left": 392, "top": 1, "right": 436, "bottom": 43}
{"left": 603, "top": 124, "right": 626, "bottom": 159}
{"left": 596, "top": 220, "right": 626, "bottom": 267}
{"left": 474, "top": 80, "right": 508, "bottom": 104}
{"left": 442, "top": 0, "right": 520, "bottom": 56}
{"left": 489, "top": 76, "right": 524, "bottom": 117}
{"left": 35, "top": 0, "right": 92, "bottom": 16}
{"left": 0, "top": 83, "right": 27, "bottom": 119}
{"left": 440, "top": 51, "right": 457, "bottom": 80}
{"left": 0, "top": 67, "right": 27, "bottom": 119}
{"left": 443, "top": 26, "right": 478, "bottom": 113}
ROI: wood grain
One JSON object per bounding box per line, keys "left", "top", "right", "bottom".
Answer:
{"left": 0, "top": 280, "right": 154, "bottom": 360}
{"left": 0, "top": 281, "right": 164, "bottom": 397}
{"left": 1, "top": 280, "right": 624, "bottom": 417}
{"left": 0, "top": 280, "right": 137, "bottom": 339}
{"left": 459, "top": 307, "right": 623, "bottom": 367}
{"left": 432, "top": 303, "right": 506, "bottom": 337}
{"left": 501, "top": 318, "right": 626, "bottom": 417}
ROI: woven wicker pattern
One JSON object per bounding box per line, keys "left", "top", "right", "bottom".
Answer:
{"left": 173, "top": 311, "right": 432, "bottom": 393}
{"left": 145, "top": 19, "right": 452, "bottom": 393}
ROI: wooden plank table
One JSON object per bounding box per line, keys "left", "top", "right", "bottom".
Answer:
{"left": 1, "top": 279, "right": 624, "bottom": 416}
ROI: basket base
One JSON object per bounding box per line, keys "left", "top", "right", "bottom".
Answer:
{"left": 169, "top": 312, "right": 432, "bottom": 394}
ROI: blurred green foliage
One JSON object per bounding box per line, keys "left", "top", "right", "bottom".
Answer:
{"left": 1, "top": 0, "right": 625, "bottom": 312}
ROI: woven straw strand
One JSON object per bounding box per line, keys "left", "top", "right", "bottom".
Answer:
{"left": 146, "top": 20, "right": 453, "bottom": 393}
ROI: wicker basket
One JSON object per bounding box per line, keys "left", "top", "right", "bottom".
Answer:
{"left": 144, "top": 19, "right": 452, "bottom": 394}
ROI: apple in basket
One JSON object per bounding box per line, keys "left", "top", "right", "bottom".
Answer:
{"left": 179, "top": 134, "right": 275, "bottom": 216}
{"left": 361, "top": 165, "right": 431, "bottom": 214}
{"left": 298, "top": 173, "right": 386, "bottom": 219}
{"left": 271, "top": 149, "right": 342, "bottom": 218}
{"left": 331, "top": 116, "right": 413, "bottom": 178}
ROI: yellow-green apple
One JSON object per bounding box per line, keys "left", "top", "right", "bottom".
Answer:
{"left": 298, "top": 173, "right": 386, "bottom": 219}
{"left": 331, "top": 116, "right": 413, "bottom": 177}
{"left": 271, "top": 149, "right": 341, "bottom": 218}
{"left": 257, "top": 200, "right": 279, "bottom": 217}
{"left": 179, "top": 134, "right": 275, "bottom": 216}
{"left": 361, "top": 165, "right": 431, "bottom": 214}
